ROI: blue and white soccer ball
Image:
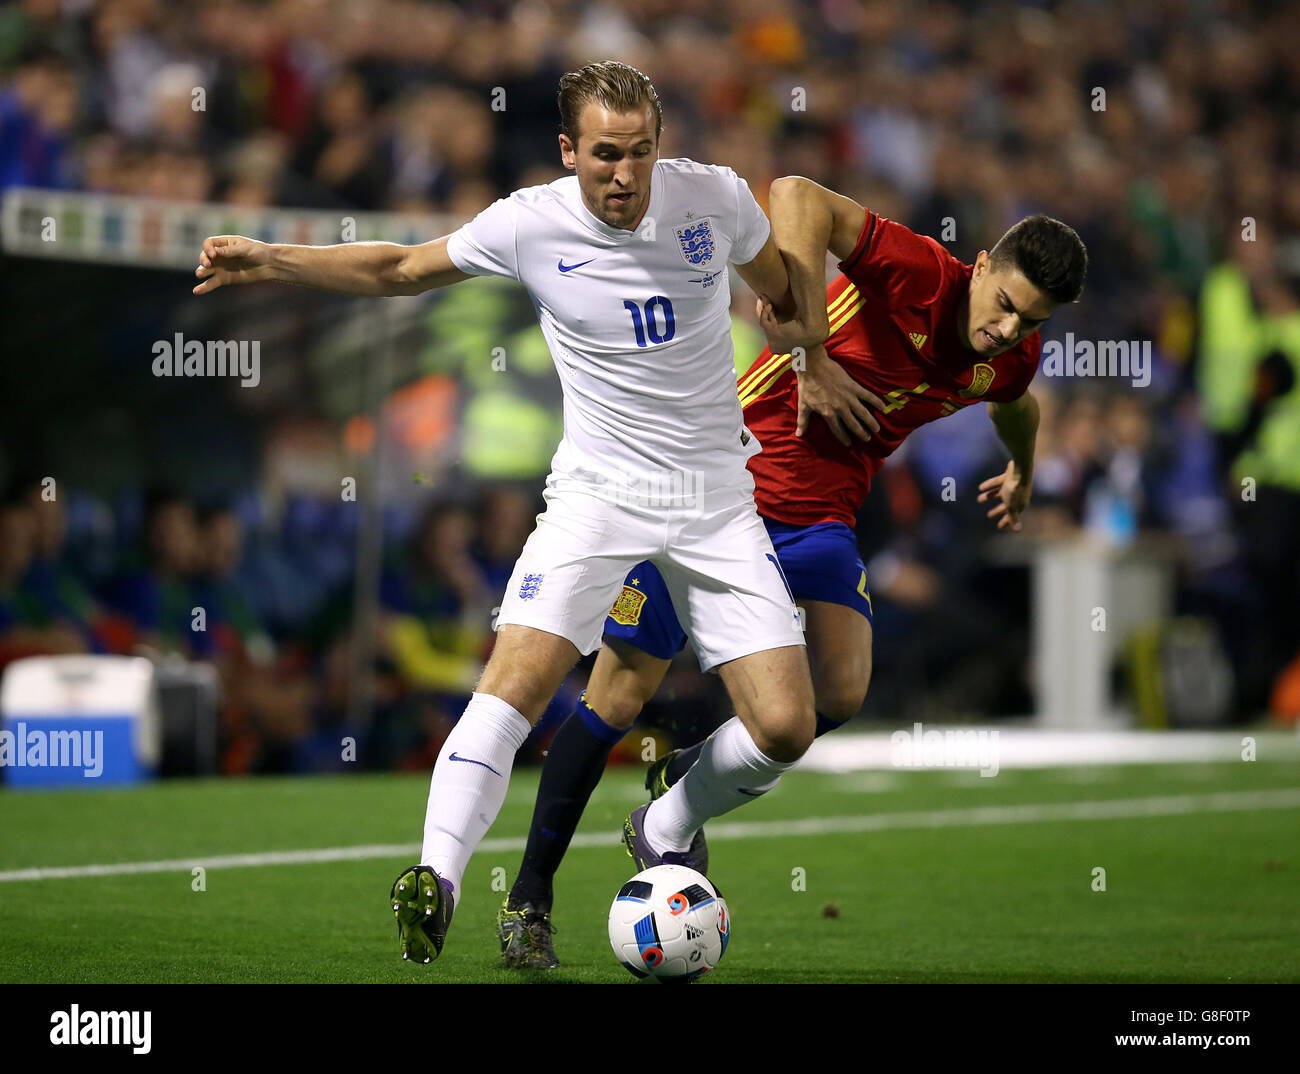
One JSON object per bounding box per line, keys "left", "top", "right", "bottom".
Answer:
{"left": 608, "top": 864, "right": 730, "bottom": 981}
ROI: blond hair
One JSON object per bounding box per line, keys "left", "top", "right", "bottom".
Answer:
{"left": 557, "top": 61, "right": 663, "bottom": 144}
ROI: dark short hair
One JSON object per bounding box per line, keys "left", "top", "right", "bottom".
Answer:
{"left": 557, "top": 61, "right": 663, "bottom": 145}
{"left": 989, "top": 214, "right": 1088, "bottom": 305}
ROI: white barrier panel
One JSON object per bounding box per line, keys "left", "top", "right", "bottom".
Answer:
{"left": 0, "top": 656, "right": 159, "bottom": 788}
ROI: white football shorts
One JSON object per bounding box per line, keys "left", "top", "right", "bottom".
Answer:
{"left": 495, "top": 478, "right": 804, "bottom": 671}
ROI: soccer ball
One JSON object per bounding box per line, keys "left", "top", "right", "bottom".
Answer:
{"left": 607, "top": 864, "right": 730, "bottom": 981}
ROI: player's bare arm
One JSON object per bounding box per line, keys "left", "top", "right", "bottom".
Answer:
{"left": 756, "top": 175, "right": 883, "bottom": 445}
{"left": 733, "top": 233, "right": 797, "bottom": 321}
{"left": 762, "top": 174, "right": 866, "bottom": 348}
{"left": 192, "top": 234, "right": 472, "bottom": 297}
{"left": 978, "top": 391, "right": 1040, "bottom": 531}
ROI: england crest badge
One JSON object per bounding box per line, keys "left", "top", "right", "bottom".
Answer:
{"left": 675, "top": 218, "right": 716, "bottom": 266}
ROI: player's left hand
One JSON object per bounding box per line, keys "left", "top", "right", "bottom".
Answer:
{"left": 977, "top": 460, "right": 1032, "bottom": 531}
{"left": 792, "top": 344, "right": 885, "bottom": 445}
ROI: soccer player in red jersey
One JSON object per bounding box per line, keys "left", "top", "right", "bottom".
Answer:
{"left": 496, "top": 178, "right": 1088, "bottom": 968}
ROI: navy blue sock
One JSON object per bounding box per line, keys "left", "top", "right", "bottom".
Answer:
{"left": 510, "top": 695, "right": 626, "bottom": 909}
{"left": 814, "top": 711, "right": 848, "bottom": 737}
{"left": 664, "top": 711, "right": 849, "bottom": 785}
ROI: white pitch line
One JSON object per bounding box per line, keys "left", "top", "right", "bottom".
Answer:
{"left": 2, "top": 787, "right": 1297, "bottom": 884}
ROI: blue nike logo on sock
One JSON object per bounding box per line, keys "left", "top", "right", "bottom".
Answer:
{"left": 448, "top": 752, "right": 502, "bottom": 775}
{"left": 557, "top": 258, "right": 595, "bottom": 273}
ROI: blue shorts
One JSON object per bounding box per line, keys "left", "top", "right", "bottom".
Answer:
{"left": 603, "top": 519, "right": 873, "bottom": 660}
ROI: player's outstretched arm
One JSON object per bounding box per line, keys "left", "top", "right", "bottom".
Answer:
{"left": 979, "top": 392, "right": 1040, "bottom": 531}
{"left": 193, "top": 234, "right": 471, "bottom": 297}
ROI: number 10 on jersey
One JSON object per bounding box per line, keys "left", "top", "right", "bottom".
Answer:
{"left": 623, "top": 296, "right": 675, "bottom": 347}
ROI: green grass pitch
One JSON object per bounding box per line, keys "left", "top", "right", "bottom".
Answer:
{"left": 1, "top": 759, "right": 1296, "bottom": 983}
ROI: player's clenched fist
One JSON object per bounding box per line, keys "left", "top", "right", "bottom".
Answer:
{"left": 193, "top": 236, "right": 275, "bottom": 295}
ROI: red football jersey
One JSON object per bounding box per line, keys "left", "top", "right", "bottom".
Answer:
{"left": 738, "top": 209, "right": 1042, "bottom": 527}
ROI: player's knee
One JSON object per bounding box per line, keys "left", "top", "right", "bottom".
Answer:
{"left": 476, "top": 656, "right": 548, "bottom": 725}
{"left": 590, "top": 677, "right": 649, "bottom": 732}
{"left": 755, "top": 710, "right": 815, "bottom": 763}
{"left": 765, "top": 727, "right": 813, "bottom": 764}
{"left": 585, "top": 665, "right": 657, "bottom": 732}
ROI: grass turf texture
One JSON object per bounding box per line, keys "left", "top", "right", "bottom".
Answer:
{"left": 0, "top": 761, "right": 1296, "bottom": 983}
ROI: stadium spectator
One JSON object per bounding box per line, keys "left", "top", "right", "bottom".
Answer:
{"left": 472, "top": 483, "right": 537, "bottom": 597}
{"left": 0, "top": 47, "right": 77, "bottom": 190}
{"left": 102, "top": 490, "right": 204, "bottom": 657}
{"left": 1198, "top": 226, "right": 1300, "bottom": 713}
{"left": 0, "top": 491, "right": 86, "bottom": 662}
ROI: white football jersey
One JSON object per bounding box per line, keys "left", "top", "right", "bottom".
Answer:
{"left": 445, "top": 157, "right": 770, "bottom": 503}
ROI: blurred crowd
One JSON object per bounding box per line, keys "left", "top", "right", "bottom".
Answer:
{"left": 4, "top": 0, "right": 1299, "bottom": 284}
{"left": 0, "top": 474, "right": 581, "bottom": 772}
{"left": 3, "top": 0, "right": 1300, "bottom": 765}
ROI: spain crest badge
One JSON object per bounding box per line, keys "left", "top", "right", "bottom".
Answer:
{"left": 958, "top": 362, "right": 997, "bottom": 398}
{"left": 609, "top": 585, "right": 647, "bottom": 626}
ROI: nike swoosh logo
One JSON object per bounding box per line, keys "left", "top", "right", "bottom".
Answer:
{"left": 557, "top": 258, "right": 595, "bottom": 273}
{"left": 448, "top": 752, "right": 502, "bottom": 776}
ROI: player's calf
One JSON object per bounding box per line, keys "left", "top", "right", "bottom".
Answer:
{"left": 626, "top": 646, "right": 813, "bottom": 862}
{"left": 507, "top": 638, "right": 670, "bottom": 918}
{"left": 658, "top": 708, "right": 855, "bottom": 796}
{"left": 804, "top": 598, "right": 873, "bottom": 722}
{"left": 416, "top": 626, "right": 577, "bottom": 944}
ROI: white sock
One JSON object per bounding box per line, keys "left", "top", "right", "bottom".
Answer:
{"left": 421, "top": 692, "right": 531, "bottom": 896}
{"left": 643, "top": 716, "right": 796, "bottom": 853}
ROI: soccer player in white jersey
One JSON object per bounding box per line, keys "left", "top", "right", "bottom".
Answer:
{"left": 194, "top": 61, "right": 864, "bottom": 965}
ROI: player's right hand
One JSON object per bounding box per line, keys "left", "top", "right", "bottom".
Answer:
{"left": 794, "top": 343, "right": 884, "bottom": 446}
{"left": 193, "top": 236, "right": 275, "bottom": 295}
{"left": 756, "top": 294, "right": 828, "bottom": 354}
